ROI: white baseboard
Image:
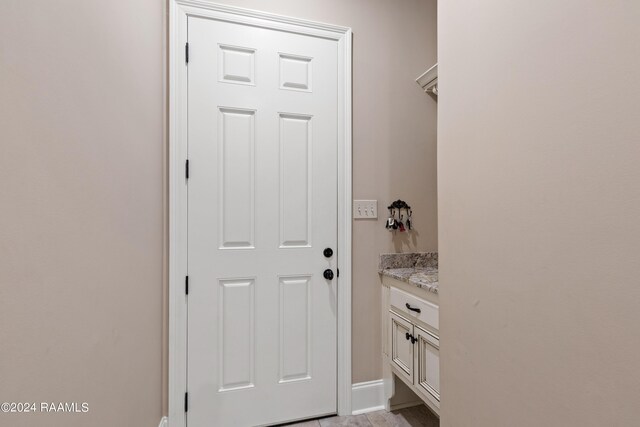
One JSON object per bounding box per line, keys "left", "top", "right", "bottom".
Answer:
{"left": 351, "top": 379, "right": 386, "bottom": 415}
{"left": 161, "top": 383, "right": 385, "bottom": 422}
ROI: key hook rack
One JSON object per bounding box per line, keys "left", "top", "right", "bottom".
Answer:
{"left": 385, "top": 199, "right": 413, "bottom": 232}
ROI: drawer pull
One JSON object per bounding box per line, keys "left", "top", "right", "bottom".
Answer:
{"left": 405, "top": 303, "right": 421, "bottom": 314}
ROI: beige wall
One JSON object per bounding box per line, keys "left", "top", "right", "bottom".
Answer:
{"left": 439, "top": 1, "right": 640, "bottom": 426}
{"left": 0, "top": 0, "right": 436, "bottom": 425}
{"left": 0, "top": 1, "right": 164, "bottom": 426}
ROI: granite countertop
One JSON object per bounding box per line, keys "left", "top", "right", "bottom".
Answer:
{"left": 378, "top": 252, "right": 439, "bottom": 294}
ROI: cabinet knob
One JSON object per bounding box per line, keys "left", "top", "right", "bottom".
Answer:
{"left": 405, "top": 332, "right": 417, "bottom": 344}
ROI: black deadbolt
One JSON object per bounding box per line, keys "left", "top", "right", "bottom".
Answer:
{"left": 323, "top": 248, "right": 333, "bottom": 258}
{"left": 323, "top": 269, "right": 334, "bottom": 280}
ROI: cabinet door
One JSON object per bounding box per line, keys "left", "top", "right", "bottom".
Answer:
{"left": 390, "top": 312, "right": 414, "bottom": 382}
{"left": 414, "top": 325, "right": 440, "bottom": 406}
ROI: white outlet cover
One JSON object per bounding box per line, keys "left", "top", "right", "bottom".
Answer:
{"left": 353, "top": 200, "right": 378, "bottom": 219}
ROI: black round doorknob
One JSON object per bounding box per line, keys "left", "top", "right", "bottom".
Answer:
{"left": 323, "top": 248, "right": 333, "bottom": 258}
{"left": 323, "top": 269, "right": 334, "bottom": 280}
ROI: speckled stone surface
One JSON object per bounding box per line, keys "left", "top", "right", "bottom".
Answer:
{"left": 379, "top": 252, "right": 438, "bottom": 270}
{"left": 379, "top": 253, "right": 439, "bottom": 294}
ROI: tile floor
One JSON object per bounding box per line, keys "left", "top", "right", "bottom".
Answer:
{"left": 283, "top": 405, "right": 439, "bottom": 427}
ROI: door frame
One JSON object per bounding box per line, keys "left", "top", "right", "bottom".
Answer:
{"left": 168, "top": 2, "right": 352, "bottom": 426}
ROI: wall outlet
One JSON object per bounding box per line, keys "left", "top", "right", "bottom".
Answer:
{"left": 353, "top": 200, "right": 378, "bottom": 219}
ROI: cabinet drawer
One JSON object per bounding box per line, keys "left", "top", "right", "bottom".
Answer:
{"left": 390, "top": 286, "right": 439, "bottom": 330}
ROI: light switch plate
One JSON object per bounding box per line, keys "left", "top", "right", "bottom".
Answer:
{"left": 353, "top": 200, "right": 378, "bottom": 219}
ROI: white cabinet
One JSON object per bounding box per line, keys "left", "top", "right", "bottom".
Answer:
{"left": 388, "top": 310, "right": 440, "bottom": 411}
{"left": 390, "top": 286, "right": 439, "bottom": 330}
{"left": 382, "top": 278, "right": 440, "bottom": 416}
{"left": 390, "top": 312, "right": 414, "bottom": 382}
{"left": 414, "top": 325, "right": 440, "bottom": 406}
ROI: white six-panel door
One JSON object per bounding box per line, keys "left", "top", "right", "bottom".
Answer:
{"left": 186, "top": 14, "right": 339, "bottom": 427}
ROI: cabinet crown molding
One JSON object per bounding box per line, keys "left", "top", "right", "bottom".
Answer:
{"left": 416, "top": 63, "right": 438, "bottom": 96}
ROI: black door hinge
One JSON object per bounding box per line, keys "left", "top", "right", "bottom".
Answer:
{"left": 184, "top": 392, "right": 188, "bottom": 412}
{"left": 185, "top": 43, "right": 189, "bottom": 64}
{"left": 185, "top": 276, "right": 189, "bottom": 295}
{"left": 185, "top": 159, "right": 189, "bottom": 179}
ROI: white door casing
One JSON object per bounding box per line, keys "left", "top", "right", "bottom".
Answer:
{"left": 168, "top": 3, "right": 352, "bottom": 427}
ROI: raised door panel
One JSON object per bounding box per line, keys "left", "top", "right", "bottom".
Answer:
{"left": 390, "top": 312, "right": 414, "bottom": 383}
{"left": 279, "top": 53, "right": 313, "bottom": 91}
{"left": 279, "top": 275, "right": 312, "bottom": 383}
{"left": 414, "top": 325, "right": 440, "bottom": 407}
{"left": 279, "top": 113, "right": 312, "bottom": 248}
{"left": 218, "top": 107, "right": 256, "bottom": 249}
{"left": 218, "top": 44, "right": 256, "bottom": 85}
{"left": 218, "top": 278, "right": 255, "bottom": 391}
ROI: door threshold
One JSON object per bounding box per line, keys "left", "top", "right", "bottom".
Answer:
{"left": 269, "top": 412, "right": 337, "bottom": 426}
